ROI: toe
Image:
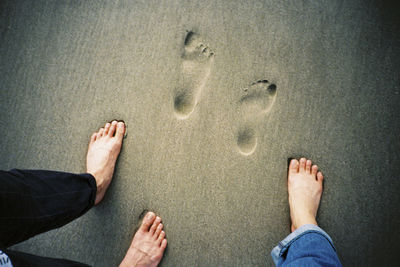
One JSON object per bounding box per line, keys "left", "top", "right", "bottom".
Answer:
{"left": 289, "top": 159, "right": 299, "bottom": 173}
{"left": 157, "top": 231, "right": 166, "bottom": 245}
{"left": 150, "top": 216, "right": 162, "bottom": 234}
{"left": 306, "top": 160, "right": 312, "bottom": 173}
{"left": 299, "top": 158, "right": 306, "bottom": 172}
{"left": 312, "top": 165, "right": 318, "bottom": 176}
{"left": 104, "top": 123, "right": 111, "bottom": 136}
{"left": 140, "top": 212, "right": 156, "bottom": 232}
{"left": 115, "top": 121, "right": 125, "bottom": 139}
{"left": 96, "top": 128, "right": 103, "bottom": 139}
{"left": 108, "top": 121, "right": 118, "bottom": 137}
{"left": 317, "top": 171, "right": 324, "bottom": 182}
{"left": 90, "top": 133, "right": 97, "bottom": 143}
{"left": 161, "top": 239, "right": 167, "bottom": 250}
{"left": 154, "top": 223, "right": 163, "bottom": 239}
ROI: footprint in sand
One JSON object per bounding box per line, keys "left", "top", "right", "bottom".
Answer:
{"left": 173, "top": 31, "right": 215, "bottom": 119}
{"left": 236, "top": 80, "right": 277, "bottom": 156}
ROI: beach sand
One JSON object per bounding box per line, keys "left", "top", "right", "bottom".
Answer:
{"left": 1, "top": 0, "right": 399, "bottom": 266}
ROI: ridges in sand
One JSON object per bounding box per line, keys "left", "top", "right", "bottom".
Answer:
{"left": 237, "top": 80, "right": 277, "bottom": 156}
{"left": 173, "top": 31, "right": 215, "bottom": 119}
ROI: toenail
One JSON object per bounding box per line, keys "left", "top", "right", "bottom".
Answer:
{"left": 147, "top": 212, "right": 155, "bottom": 220}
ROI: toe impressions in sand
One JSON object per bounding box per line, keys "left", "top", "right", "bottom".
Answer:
{"left": 236, "top": 80, "right": 277, "bottom": 156}
{"left": 173, "top": 31, "right": 215, "bottom": 119}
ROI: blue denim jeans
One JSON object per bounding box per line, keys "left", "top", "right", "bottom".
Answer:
{"left": 271, "top": 224, "right": 342, "bottom": 267}
{"left": 0, "top": 250, "right": 12, "bottom": 267}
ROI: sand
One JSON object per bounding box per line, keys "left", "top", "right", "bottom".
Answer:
{"left": 0, "top": 0, "right": 399, "bottom": 266}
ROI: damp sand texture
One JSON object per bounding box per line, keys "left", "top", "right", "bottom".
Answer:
{"left": 1, "top": 0, "right": 400, "bottom": 266}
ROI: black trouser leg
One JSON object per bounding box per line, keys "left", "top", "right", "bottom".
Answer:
{"left": 0, "top": 169, "right": 97, "bottom": 266}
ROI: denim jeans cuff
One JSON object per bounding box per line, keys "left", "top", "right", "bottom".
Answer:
{"left": 270, "top": 224, "right": 336, "bottom": 265}
{"left": 0, "top": 250, "right": 13, "bottom": 267}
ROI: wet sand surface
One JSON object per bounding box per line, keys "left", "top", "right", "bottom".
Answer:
{"left": 1, "top": 0, "right": 399, "bottom": 266}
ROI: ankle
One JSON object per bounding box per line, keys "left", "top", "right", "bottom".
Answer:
{"left": 88, "top": 171, "right": 103, "bottom": 189}
{"left": 89, "top": 173, "right": 105, "bottom": 205}
{"left": 293, "top": 216, "right": 318, "bottom": 231}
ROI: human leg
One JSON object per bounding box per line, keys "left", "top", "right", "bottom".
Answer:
{"left": 0, "top": 121, "right": 125, "bottom": 248}
{"left": 0, "top": 121, "right": 125, "bottom": 266}
{"left": 120, "top": 212, "right": 167, "bottom": 267}
{"left": 271, "top": 158, "right": 342, "bottom": 266}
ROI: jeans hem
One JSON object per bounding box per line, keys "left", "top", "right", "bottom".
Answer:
{"left": 270, "top": 224, "right": 336, "bottom": 265}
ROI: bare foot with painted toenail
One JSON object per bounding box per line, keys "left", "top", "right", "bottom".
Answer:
{"left": 288, "top": 158, "right": 324, "bottom": 232}
{"left": 86, "top": 120, "right": 125, "bottom": 205}
{"left": 120, "top": 212, "right": 167, "bottom": 267}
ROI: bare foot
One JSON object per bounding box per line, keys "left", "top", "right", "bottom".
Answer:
{"left": 288, "top": 158, "right": 324, "bottom": 232}
{"left": 86, "top": 120, "right": 125, "bottom": 205}
{"left": 120, "top": 212, "right": 167, "bottom": 267}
